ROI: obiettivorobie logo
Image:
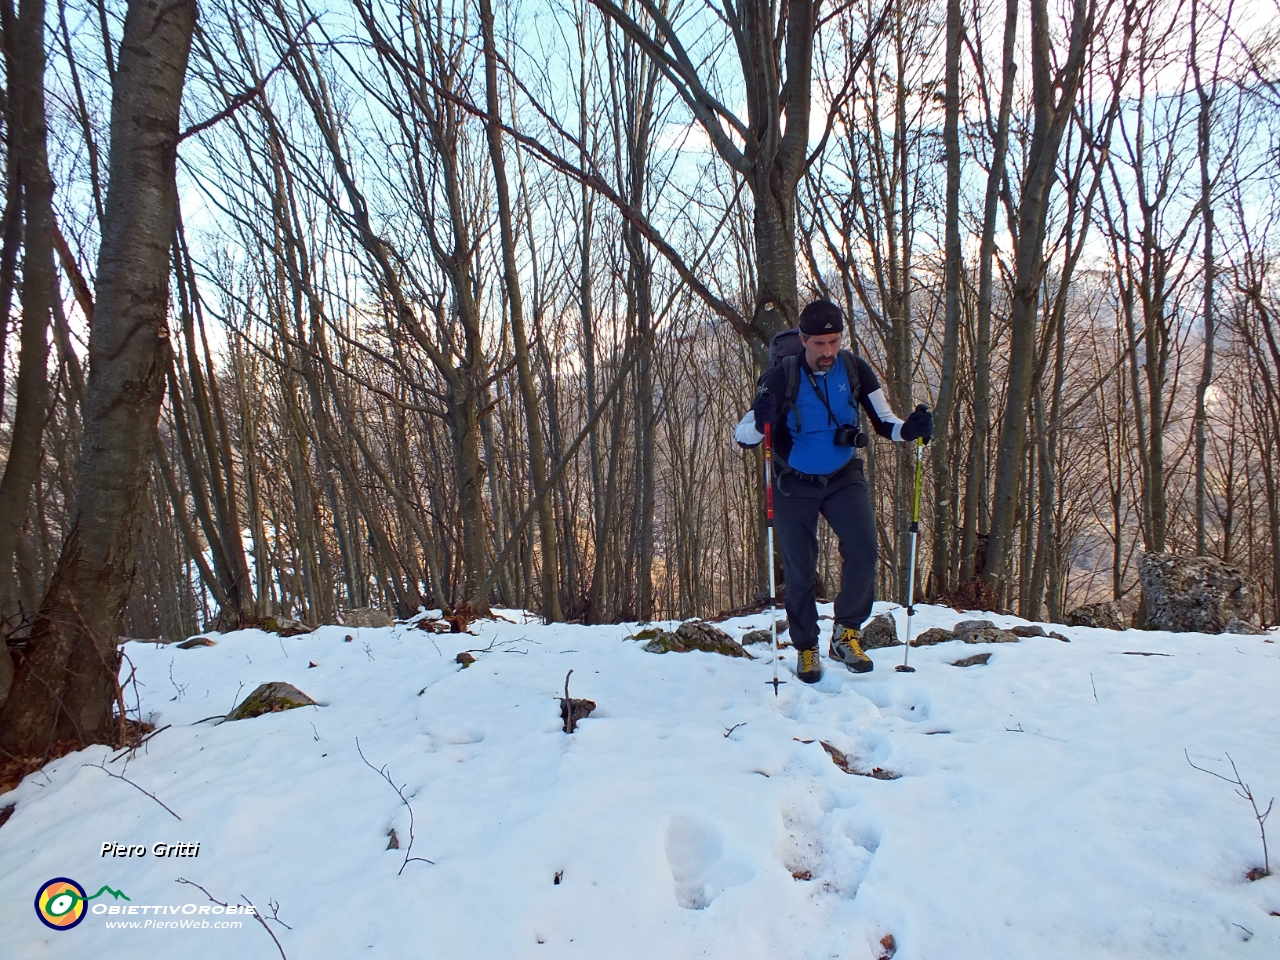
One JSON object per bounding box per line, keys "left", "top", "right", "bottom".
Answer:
{"left": 34, "top": 876, "right": 256, "bottom": 932}
{"left": 35, "top": 877, "right": 130, "bottom": 930}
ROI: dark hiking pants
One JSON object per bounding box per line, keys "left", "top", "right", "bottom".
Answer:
{"left": 773, "top": 459, "right": 877, "bottom": 652}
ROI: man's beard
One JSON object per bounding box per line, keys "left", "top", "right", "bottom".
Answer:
{"left": 815, "top": 356, "right": 835, "bottom": 370}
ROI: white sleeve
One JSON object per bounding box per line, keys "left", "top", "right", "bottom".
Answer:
{"left": 865, "top": 388, "right": 905, "bottom": 442}
{"left": 734, "top": 410, "right": 764, "bottom": 447}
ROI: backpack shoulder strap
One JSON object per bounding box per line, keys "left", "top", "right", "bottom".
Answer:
{"left": 840, "top": 350, "right": 860, "bottom": 408}
{"left": 782, "top": 354, "right": 802, "bottom": 431}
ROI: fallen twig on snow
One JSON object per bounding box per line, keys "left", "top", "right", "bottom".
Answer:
{"left": 355, "top": 739, "right": 434, "bottom": 874}
{"left": 86, "top": 759, "right": 180, "bottom": 821}
{"left": 464, "top": 635, "right": 536, "bottom": 656}
{"left": 176, "top": 879, "right": 288, "bottom": 958}
{"left": 109, "top": 724, "right": 172, "bottom": 764}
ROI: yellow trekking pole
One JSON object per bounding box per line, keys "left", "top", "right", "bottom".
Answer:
{"left": 896, "top": 433, "right": 927, "bottom": 674}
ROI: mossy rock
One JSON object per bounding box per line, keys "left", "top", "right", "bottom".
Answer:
{"left": 640, "top": 621, "right": 753, "bottom": 659}
{"left": 961, "top": 626, "right": 1020, "bottom": 644}
{"left": 912, "top": 627, "right": 957, "bottom": 646}
{"left": 628, "top": 627, "right": 667, "bottom": 642}
{"left": 261, "top": 617, "right": 314, "bottom": 638}
{"left": 642, "top": 631, "right": 684, "bottom": 654}
{"left": 675, "top": 621, "right": 752, "bottom": 658}
{"left": 227, "top": 682, "right": 318, "bottom": 721}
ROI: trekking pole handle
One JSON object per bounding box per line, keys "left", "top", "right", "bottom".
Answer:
{"left": 764, "top": 424, "right": 774, "bottom": 523}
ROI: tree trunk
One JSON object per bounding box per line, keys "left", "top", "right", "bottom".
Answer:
{"left": 478, "top": 0, "right": 563, "bottom": 621}
{"left": 0, "top": 14, "right": 22, "bottom": 426}
{"left": 983, "top": 0, "right": 1094, "bottom": 589}
{"left": 0, "top": 0, "right": 55, "bottom": 620}
{"left": 1191, "top": 0, "right": 1215, "bottom": 557}
{"left": 0, "top": 0, "right": 197, "bottom": 753}
{"left": 589, "top": 0, "right": 829, "bottom": 355}
{"left": 930, "top": 0, "right": 963, "bottom": 595}
{"left": 960, "top": 0, "right": 1016, "bottom": 582}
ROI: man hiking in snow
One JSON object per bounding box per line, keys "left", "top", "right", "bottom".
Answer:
{"left": 735, "top": 300, "right": 932, "bottom": 683}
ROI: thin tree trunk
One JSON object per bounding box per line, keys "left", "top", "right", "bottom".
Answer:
{"left": 479, "top": 0, "right": 562, "bottom": 620}
{"left": 1191, "top": 0, "right": 1215, "bottom": 556}
{"left": 960, "top": 0, "right": 1016, "bottom": 582}
{"left": 0, "top": 0, "right": 55, "bottom": 619}
{"left": 984, "top": 0, "right": 1095, "bottom": 588}
{"left": 931, "top": 0, "right": 963, "bottom": 594}
{"left": 0, "top": 151, "right": 20, "bottom": 427}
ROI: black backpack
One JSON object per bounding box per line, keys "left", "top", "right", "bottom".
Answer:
{"left": 758, "top": 328, "right": 860, "bottom": 432}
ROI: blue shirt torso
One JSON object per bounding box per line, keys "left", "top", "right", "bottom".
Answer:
{"left": 785, "top": 358, "right": 857, "bottom": 475}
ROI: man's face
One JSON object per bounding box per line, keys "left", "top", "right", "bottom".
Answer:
{"left": 802, "top": 331, "right": 842, "bottom": 372}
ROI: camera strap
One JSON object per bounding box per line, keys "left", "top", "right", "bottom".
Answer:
{"left": 804, "top": 367, "right": 842, "bottom": 427}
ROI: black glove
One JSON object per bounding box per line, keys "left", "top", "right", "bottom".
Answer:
{"left": 753, "top": 391, "right": 776, "bottom": 434}
{"left": 901, "top": 404, "right": 933, "bottom": 442}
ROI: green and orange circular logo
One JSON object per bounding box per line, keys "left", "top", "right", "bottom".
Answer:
{"left": 35, "top": 877, "right": 88, "bottom": 930}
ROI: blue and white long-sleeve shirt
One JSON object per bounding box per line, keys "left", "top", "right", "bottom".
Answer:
{"left": 734, "top": 353, "right": 906, "bottom": 475}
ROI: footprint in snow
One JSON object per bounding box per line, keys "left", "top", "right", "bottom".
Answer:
{"left": 665, "top": 814, "right": 754, "bottom": 909}
{"left": 857, "top": 682, "right": 931, "bottom": 722}
{"left": 439, "top": 727, "right": 485, "bottom": 744}
{"left": 780, "top": 793, "right": 880, "bottom": 899}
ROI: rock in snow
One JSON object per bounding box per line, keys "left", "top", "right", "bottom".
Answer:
{"left": 345, "top": 606, "right": 394, "bottom": 628}
{"left": 911, "top": 626, "right": 958, "bottom": 646}
{"left": 637, "top": 620, "right": 753, "bottom": 658}
{"left": 859, "top": 613, "right": 901, "bottom": 649}
{"left": 952, "top": 619, "right": 1019, "bottom": 644}
{"left": 1066, "top": 601, "right": 1128, "bottom": 630}
{"left": 227, "top": 681, "right": 318, "bottom": 720}
{"left": 1139, "top": 551, "right": 1265, "bottom": 634}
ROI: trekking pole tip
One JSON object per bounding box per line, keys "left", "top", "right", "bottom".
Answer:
{"left": 894, "top": 664, "right": 916, "bottom": 673}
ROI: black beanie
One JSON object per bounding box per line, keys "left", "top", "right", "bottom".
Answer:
{"left": 798, "top": 300, "right": 844, "bottom": 335}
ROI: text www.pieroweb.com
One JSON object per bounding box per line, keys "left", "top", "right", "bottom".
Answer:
{"left": 95, "top": 902, "right": 250, "bottom": 929}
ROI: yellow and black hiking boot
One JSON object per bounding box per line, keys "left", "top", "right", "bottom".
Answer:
{"left": 829, "top": 625, "right": 873, "bottom": 673}
{"left": 796, "top": 647, "right": 823, "bottom": 684}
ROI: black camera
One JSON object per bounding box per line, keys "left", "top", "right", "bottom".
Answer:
{"left": 833, "top": 424, "right": 867, "bottom": 448}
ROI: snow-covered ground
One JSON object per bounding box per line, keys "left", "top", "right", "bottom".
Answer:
{"left": 2, "top": 602, "right": 1278, "bottom": 959}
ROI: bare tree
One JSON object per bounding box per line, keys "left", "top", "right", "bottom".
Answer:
{"left": 984, "top": 0, "right": 1102, "bottom": 589}
{"left": 588, "top": 0, "right": 886, "bottom": 354}
{"left": 1, "top": 0, "right": 198, "bottom": 752}
{"left": 0, "top": 0, "right": 55, "bottom": 626}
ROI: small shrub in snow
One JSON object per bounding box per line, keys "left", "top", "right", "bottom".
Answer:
{"left": 1185, "top": 750, "right": 1273, "bottom": 880}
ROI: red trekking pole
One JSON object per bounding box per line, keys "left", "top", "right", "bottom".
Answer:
{"left": 764, "top": 424, "right": 784, "bottom": 695}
